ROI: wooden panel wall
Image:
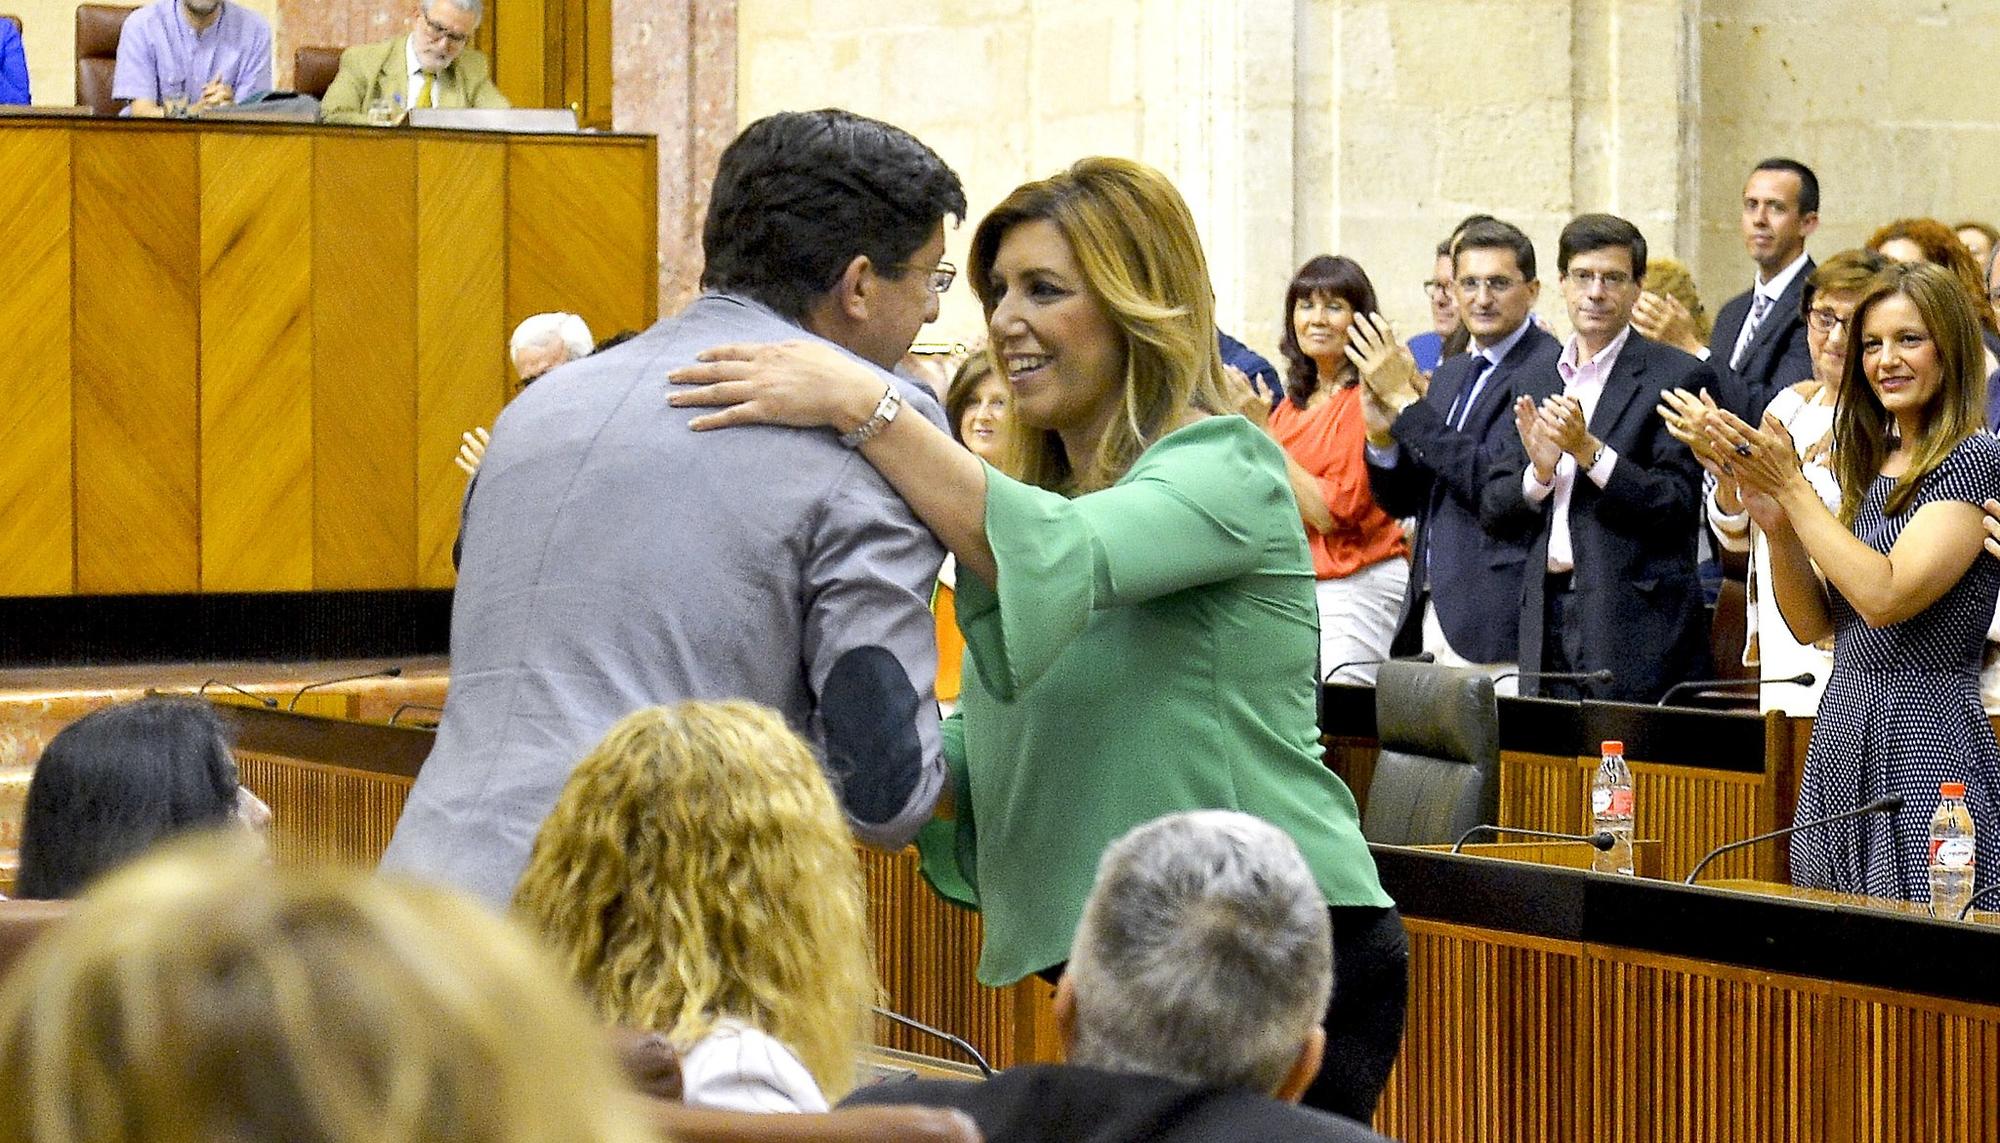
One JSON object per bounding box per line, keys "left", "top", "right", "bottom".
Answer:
{"left": 416, "top": 138, "right": 508, "bottom": 586}
{"left": 1378, "top": 921, "right": 1584, "bottom": 1142}
{"left": 1381, "top": 920, "right": 2000, "bottom": 1142}
{"left": 73, "top": 129, "right": 201, "bottom": 593}
{"left": 507, "top": 137, "right": 656, "bottom": 341}
{"left": 235, "top": 751, "right": 413, "bottom": 867}
{"left": 5, "top": 121, "right": 656, "bottom": 598}
{"left": 200, "top": 133, "right": 315, "bottom": 591}
{"left": 0, "top": 127, "right": 73, "bottom": 597}
{"left": 1499, "top": 751, "right": 1773, "bottom": 882}
{"left": 313, "top": 136, "right": 419, "bottom": 588}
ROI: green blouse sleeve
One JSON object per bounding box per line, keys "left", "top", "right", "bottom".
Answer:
{"left": 956, "top": 418, "right": 1299, "bottom": 699}
{"left": 914, "top": 710, "right": 978, "bottom": 909}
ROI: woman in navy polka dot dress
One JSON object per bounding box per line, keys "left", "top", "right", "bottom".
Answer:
{"left": 1713, "top": 261, "right": 2000, "bottom": 902}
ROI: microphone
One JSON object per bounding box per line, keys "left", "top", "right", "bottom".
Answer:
{"left": 388, "top": 703, "right": 444, "bottom": 727}
{"left": 872, "top": 1006, "right": 993, "bottom": 1077}
{"left": 287, "top": 666, "right": 404, "bottom": 712}
{"left": 1957, "top": 882, "right": 2000, "bottom": 921}
{"left": 1323, "top": 650, "right": 1435, "bottom": 684}
{"left": 1657, "top": 672, "right": 1815, "bottom": 707}
{"left": 1684, "top": 795, "right": 1904, "bottom": 884}
{"left": 197, "top": 679, "right": 278, "bottom": 708}
{"left": 1491, "top": 668, "right": 1615, "bottom": 686}
{"left": 1451, "top": 824, "right": 1617, "bottom": 854}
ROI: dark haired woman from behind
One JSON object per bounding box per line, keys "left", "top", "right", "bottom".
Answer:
{"left": 15, "top": 697, "right": 268, "bottom": 900}
{"left": 1267, "top": 255, "right": 1410, "bottom": 683}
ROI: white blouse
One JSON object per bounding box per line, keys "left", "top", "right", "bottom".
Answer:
{"left": 678, "top": 1019, "right": 829, "bottom": 1114}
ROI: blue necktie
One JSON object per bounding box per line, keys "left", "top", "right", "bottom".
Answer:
{"left": 1447, "top": 355, "right": 1495, "bottom": 431}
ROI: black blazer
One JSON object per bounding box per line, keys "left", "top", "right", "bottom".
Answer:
{"left": 1707, "top": 256, "right": 1815, "bottom": 421}
{"left": 1369, "top": 323, "right": 1563, "bottom": 663}
{"left": 1479, "top": 331, "right": 1712, "bottom": 702}
{"left": 841, "top": 1064, "right": 1391, "bottom": 1143}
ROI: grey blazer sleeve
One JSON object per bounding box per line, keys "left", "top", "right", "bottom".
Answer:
{"left": 800, "top": 452, "right": 947, "bottom": 849}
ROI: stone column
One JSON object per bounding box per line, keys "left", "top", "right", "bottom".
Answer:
{"left": 612, "top": 0, "right": 736, "bottom": 314}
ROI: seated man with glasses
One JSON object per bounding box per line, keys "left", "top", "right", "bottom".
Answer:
{"left": 1479, "top": 213, "right": 1713, "bottom": 703}
{"left": 1358, "top": 218, "right": 1562, "bottom": 690}
{"left": 321, "top": 0, "right": 509, "bottom": 126}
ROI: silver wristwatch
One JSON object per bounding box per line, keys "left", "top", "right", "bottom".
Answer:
{"left": 839, "top": 384, "right": 903, "bottom": 448}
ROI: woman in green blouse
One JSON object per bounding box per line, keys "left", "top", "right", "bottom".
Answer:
{"left": 670, "top": 157, "right": 1404, "bottom": 1121}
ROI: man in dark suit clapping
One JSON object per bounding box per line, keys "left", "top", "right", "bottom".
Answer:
{"left": 1357, "top": 218, "right": 1562, "bottom": 689}
{"left": 1482, "top": 214, "right": 1712, "bottom": 702}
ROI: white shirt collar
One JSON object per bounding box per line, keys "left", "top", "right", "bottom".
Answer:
{"left": 1471, "top": 317, "right": 1534, "bottom": 366}
{"left": 1755, "top": 250, "right": 1811, "bottom": 301}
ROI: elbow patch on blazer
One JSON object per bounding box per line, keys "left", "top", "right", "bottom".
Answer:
{"left": 820, "top": 645, "right": 923, "bottom": 827}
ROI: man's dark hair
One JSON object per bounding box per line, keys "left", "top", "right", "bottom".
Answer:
{"left": 1452, "top": 217, "right": 1537, "bottom": 282}
{"left": 16, "top": 698, "right": 240, "bottom": 899}
{"left": 700, "top": 109, "right": 968, "bottom": 323}
{"left": 1557, "top": 213, "right": 1647, "bottom": 280}
{"left": 1751, "top": 157, "right": 1819, "bottom": 216}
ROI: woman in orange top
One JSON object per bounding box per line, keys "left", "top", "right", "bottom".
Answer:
{"left": 1267, "top": 256, "right": 1411, "bottom": 683}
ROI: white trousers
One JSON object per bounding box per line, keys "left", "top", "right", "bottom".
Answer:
{"left": 1317, "top": 558, "right": 1410, "bottom": 685}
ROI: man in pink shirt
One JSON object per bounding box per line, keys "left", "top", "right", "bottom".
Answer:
{"left": 1479, "top": 213, "right": 1713, "bottom": 702}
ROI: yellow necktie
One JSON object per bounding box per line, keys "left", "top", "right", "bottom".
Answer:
{"left": 416, "top": 72, "right": 434, "bottom": 109}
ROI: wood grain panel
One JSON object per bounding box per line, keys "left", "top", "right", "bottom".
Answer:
{"left": 235, "top": 751, "right": 411, "bottom": 867}
{"left": 0, "top": 129, "right": 74, "bottom": 596}
{"left": 857, "top": 844, "right": 1061, "bottom": 1071}
{"left": 200, "top": 133, "right": 314, "bottom": 591}
{"left": 73, "top": 129, "right": 200, "bottom": 593}
{"left": 507, "top": 137, "right": 656, "bottom": 340}
{"left": 415, "top": 139, "right": 507, "bottom": 586}
{"left": 312, "top": 135, "right": 418, "bottom": 588}
{"left": 1498, "top": 749, "right": 1586, "bottom": 836}
{"left": 1634, "top": 761, "right": 1768, "bottom": 882}
{"left": 1377, "top": 920, "right": 1585, "bottom": 1142}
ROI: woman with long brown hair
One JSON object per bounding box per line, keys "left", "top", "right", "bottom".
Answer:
{"left": 1709, "top": 261, "right": 2000, "bottom": 901}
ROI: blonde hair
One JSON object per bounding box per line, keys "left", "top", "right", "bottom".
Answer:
{"left": 1641, "top": 257, "right": 1712, "bottom": 341}
{"left": 1833, "top": 260, "right": 1989, "bottom": 523}
{"left": 514, "top": 702, "right": 876, "bottom": 1100}
{"left": 969, "top": 157, "right": 1227, "bottom": 493}
{"left": 0, "top": 835, "right": 650, "bottom": 1143}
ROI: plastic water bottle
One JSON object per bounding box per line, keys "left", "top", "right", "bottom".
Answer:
{"left": 1590, "top": 739, "right": 1635, "bottom": 876}
{"left": 1929, "top": 781, "right": 1976, "bottom": 920}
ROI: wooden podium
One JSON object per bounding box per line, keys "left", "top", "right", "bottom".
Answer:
{"left": 0, "top": 115, "right": 657, "bottom": 599}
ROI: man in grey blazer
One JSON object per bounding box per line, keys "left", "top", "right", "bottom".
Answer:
{"left": 379, "top": 109, "right": 968, "bottom": 904}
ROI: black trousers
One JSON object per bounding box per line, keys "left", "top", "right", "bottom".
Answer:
{"left": 1302, "top": 903, "right": 1410, "bottom": 1123}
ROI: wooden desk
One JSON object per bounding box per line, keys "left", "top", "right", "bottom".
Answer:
{"left": 0, "top": 115, "right": 657, "bottom": 599}
{"left": 1324, "top": 685, "right": 1797, "bottom": 882}
{"left": 1376, "top": 844, "right": 2000, "bottom": 1141}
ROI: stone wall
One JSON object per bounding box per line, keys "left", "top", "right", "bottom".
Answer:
{"left": 736, "top": 0, "right": 2000, "bottom": 365}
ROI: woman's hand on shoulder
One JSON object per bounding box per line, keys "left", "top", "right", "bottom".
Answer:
{"left": 668, "top": 340, "right": 887, "bottom": 434}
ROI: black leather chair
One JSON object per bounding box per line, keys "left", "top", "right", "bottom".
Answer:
{"left": 1361, "top": 660, "right": 1499, "bottom": 845}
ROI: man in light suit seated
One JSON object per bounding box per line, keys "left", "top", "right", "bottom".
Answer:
{"left": 320, "top": 0, "right": 508, "bottom": 125}
{"left": 844, "top": 811, "right": 1393, "bottom": 1142}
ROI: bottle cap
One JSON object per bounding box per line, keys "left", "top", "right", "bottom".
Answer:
{"left": 1942, "top": 782, "right": 1967, "bottom": 798}
{"left": 1601, "top": 740, "right": 1623, "bottom": 754}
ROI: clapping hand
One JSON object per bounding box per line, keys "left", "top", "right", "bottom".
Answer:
{"left": 1537, "top": 394, "right": 1594, "bottom": 460}
{"left": 1515, "top": 395, "right": 1562, "bottom": 482}
{"left": 1220, "top": 364, "right": 1270, "bottom": 429}
{"left": 1346, "top": 313, "right": 1425, "bottom": 408}
{"left": 1632, "top": 291, "right": 1705, "bottom": 355}
{"left": 455, "top": 426, "right": 489, "bottom": 477}
{"left": 1702, "top": 408, "right": 1801, "bottom": 532}
{"left": 1984, "top": 499, "right": 2000, "bottom": 560}
{"left": 1656, "top": 388, "right": 1734, "bottom": 478}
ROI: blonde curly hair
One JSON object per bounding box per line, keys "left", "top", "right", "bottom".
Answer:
{"left": 514, "top": 701, "right": 876, "bottom": 1099}
{"left": 0, "top": 835, "right": 652, "bottom": 1143}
